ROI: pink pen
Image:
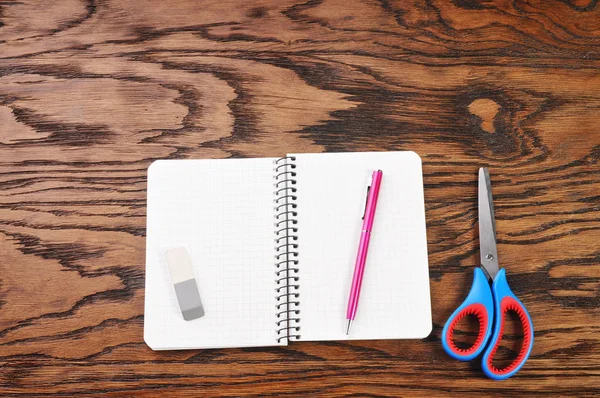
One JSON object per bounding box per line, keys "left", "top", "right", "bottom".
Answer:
{"left": 346, "top": 170, "right": 383, "bottom": 335}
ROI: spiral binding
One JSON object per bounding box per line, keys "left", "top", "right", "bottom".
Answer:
{"left": 274, "top": 156, "right": 301, "bottom": 343}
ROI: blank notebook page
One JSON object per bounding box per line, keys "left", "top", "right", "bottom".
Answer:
{"left": 291, "top": 151, "right": 432, "bottom": 341}
{"left": 144, "top": 158, "right": 283, "bottom": 350}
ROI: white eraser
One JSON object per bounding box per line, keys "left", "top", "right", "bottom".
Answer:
{"left": 166, "top": 247, "right": 195, "bottom": 284}
{"left": 165, "top": 247, "right": 205, "bottom": 321}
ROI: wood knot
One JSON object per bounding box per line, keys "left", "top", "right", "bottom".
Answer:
{"left": 569, "top": 0, "right": 595, "bottom": 8}
{"left": 468, "top": 98, "right": 501, "bottom": 134}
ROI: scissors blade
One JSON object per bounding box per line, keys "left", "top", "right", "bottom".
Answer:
{"left": 479, "top": 167, "right": 499, "bottom": 281}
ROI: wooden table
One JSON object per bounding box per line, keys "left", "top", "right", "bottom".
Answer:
{"left": 1, "top": 1, "right": 599, "bottom": 396}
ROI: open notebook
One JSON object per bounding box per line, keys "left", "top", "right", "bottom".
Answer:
{"left": 144, "top": 151, "right": 431, "bottom": 350}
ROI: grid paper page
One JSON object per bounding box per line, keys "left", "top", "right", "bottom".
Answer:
{"left": 291, "top": 151, "right": 432, "bottom": 341}
{"left": 144, "top": 158, "right": 284, "bottom": 350}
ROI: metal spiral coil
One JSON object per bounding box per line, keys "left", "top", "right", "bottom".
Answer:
{"left": 274, "top": 156, "right": 301, "bottom": 343}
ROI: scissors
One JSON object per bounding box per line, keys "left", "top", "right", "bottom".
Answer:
{"left": 442, "top": 168, "right": 534, "bottom": 380}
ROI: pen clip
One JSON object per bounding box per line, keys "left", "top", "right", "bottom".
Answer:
{"left": 362, "top": 185, "right": 371, "bottom": 220}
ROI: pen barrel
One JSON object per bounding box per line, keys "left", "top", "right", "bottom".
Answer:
{"left": 363, "top": 172, "right": 382, "bottom": 230}
{"left": 347, "top": 231, "right": 372, "bottom": 319}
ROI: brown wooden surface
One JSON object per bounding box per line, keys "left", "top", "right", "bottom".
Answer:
{"left": 1, "top": 0, "right": 599, "bottom": 396}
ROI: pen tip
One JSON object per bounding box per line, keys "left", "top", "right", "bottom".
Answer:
{"left": 346, "top": 320, "right": 352, "bottom": 335}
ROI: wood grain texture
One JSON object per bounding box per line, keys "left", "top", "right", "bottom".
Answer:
{"left": 1, "top": 0, "right": 599, "bottom": 396}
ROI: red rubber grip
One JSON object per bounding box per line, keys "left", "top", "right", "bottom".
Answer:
{"left": 446, "top": 303, "right": 489, "bottom": 356}
{"left": 485, "top": 296, "right": 533, "bottom": 376}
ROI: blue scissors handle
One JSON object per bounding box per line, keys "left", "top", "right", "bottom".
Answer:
{"left": 442, "top": 268, "right": 494, "bottom": 361}
{"left": 442, "top": 268, "right": 534, "bottom": 380}
{"left": 482, "top": 269, "right": 534, "bottom": 380}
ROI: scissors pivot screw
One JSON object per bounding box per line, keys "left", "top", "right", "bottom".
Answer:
{"left": 485, "top": 254, "right": 494, "bottom": 261}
